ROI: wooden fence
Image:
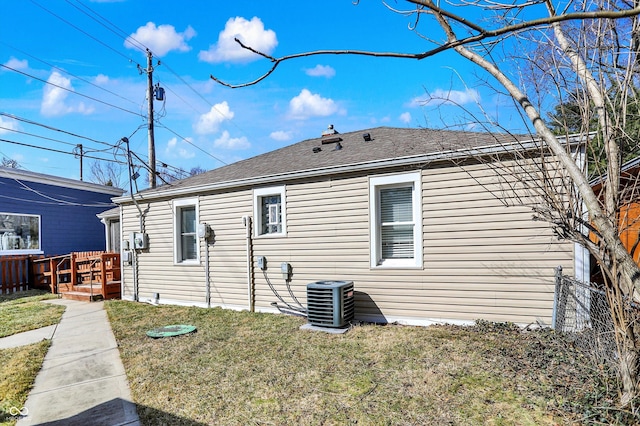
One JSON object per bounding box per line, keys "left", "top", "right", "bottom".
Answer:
{"left": 0, "top": 255, "right": 33, "bottom": 294}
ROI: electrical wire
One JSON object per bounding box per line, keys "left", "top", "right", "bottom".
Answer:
{"left": 159, "top": 63, "right": 247, "bottom": 136}
{"left": 0, "top": 64, "right": 145, "bottom": 118}
{"left": 0, "top": 138, "right": 128, "bottom": 165}
{"left": 0, "top": 41, "right": 140, "bottom": 108}
{"left": 64, "top": 0, "right": 148, "bottom": 54}
{"left": 157, "top": 123, "right": 228, "bottom": 166}
{"left": 1, "top": 126, "right": 86, "bottom": 148}
{"left": 29, "top": 0, "right": 140, "bottom": 65}
{"left": 11, "top": 2, "right": 232, "bottom": 181}
{"left": 1, "top": 113, "right": 122, "bottom": 148}
{"left": 262, "top": 269, "right": 307, "bottom": 315}
{"left": 0, "top": 168, "right": 119, "bottom": 208}
{"left": 32, "top": 1, "right": 241, "bottom": 172}
{"left": 0, "top": 193, "right": 115, "bottom": 208}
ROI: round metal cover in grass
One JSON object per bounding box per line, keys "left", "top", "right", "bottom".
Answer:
{"left": 146, "top": 324, "right": 197, "bottom": 338}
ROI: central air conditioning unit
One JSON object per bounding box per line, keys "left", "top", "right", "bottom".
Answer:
{"left": 306, "top": 280, "right": 355, "bottom": 328}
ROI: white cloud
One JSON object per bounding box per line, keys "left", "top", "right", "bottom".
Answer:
{"left": 270, "top": 130, "right": 293, "bottom": 141}
{"left": 194, "top": 101, "right": 234, "bottom": 135}
{"left": 304, "top": 65, "right": 335, "bottom": 78}
{"left": 0, "top": 116, "right": 19, "bottom": 134}
{"left": 410, "top": 88, "right": 481, "bottom": 107}
{"left": 198, "top": 16, "right": 277, "bottom": 63}
{"left": 3, "top": 57, "right": 28, "bottom": 70}
{"left": 94, "top": 74, "right": 109, "bottom": 84}
{"left": 399, "top": 112, "right": 412, "bottom": 124}
{"left": 125, "top": 22, "right": 196, "bottom": 57}
{"left": 288, "top": 89, "right": 341, "bottom": 120}
{"left": 165, "top": 137, "right": 195, "bottom": 159}
{"left": 214, "top": 130, "right": 250, "bottom": 150}
{"left": 40, "top": 71, "right": 94, "bottom": 117}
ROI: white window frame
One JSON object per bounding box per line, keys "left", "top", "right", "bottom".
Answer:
{"left": 253, "top": 186, "right": 286, "bottom": 237}
{"left": 173, "top": 198, "right": 199, "bottom": 265}
{"left": 0, "top": 212, "right": 43, "bottom": 255}
{"left": 369, "top": 172, "right": 423, "bottom": 268}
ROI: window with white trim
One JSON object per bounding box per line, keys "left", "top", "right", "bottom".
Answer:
{"left": 253, "top": 186, "right": 286, "bottom": 237}
{"left": 370, "top": 173, "right": 422, "bottom": 268}
{"left": 173, "top": 198, "right": 199, "bottom": 264}
{"left": 0, "top": 213, "right": 42, "bottom": 254}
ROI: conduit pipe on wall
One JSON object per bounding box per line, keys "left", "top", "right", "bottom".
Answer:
{"left": 242, "top": 216, "right": 255, "bottom": 312}
{"left": 205, "top": 231, "right": 211, "bottom": 308}
{"left": 124, "top": 136, "right": 144, "bottom": 302}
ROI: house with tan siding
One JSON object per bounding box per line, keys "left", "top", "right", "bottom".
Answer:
{"left": 114, "top": 126, "right": 585, "bottom": 326}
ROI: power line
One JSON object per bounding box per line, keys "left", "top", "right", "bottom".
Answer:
{"left": 0, "top": 126, "right": 82, "bottom": 148}
{"left": 29, "top": 0, "right": 140, "bottom": 66}
{"left": 157, "top": 123, "right": 228, "bottom": 166}
{"left": 159, "top": 63, "right": 245, "bottom": 136}
{"left": 1, "top": 112, "right": 125, "bottom": 148}
{"left": 0, "top": 138, "right": 128, "bottom": 165}
{"left": 65, "top": 0, "right": 148, "bottom": 54}
{"left": 0, "top": 64, "right": 145, "bottom": 118}
{"left": 0, "top": 41, "right": 140, "bottom": 108}
{"left": 13, "top": 1, "right": 229, "bottom": 181}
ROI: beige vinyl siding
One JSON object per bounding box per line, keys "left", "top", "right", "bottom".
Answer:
{"left": 251, "top": 165, "right": 571, "bottom": 326}
{"left": 252, "top": 177, "right": 370, "bottom": 311}
{"left": 422, "top": 163, "right": 572, "bottom": 324}
{"left": 199, "top": 189, "right": 252, "bottom": 308}
{"left": 121, "top": 199, "right": 208, "bottom": 304}
{"left": 120, "top": 159, "right": 573, "bottom": 326}
{"left": 121, "top": 190, "right": 254, "bottom": 307}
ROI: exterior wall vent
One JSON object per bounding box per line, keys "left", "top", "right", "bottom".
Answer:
{"left": 306, "top": 280, "right": 355, "bottom": 328}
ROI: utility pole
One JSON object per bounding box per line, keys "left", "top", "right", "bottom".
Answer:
{"left": 145, "top": 49, "right": 157, "bottom": 188}
{"left": 75, "top": 144, "right": 84, "bottom": 181}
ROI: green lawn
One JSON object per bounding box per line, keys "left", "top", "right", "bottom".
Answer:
{"left": 0, "top": 341, "right": 50, "bottom": 426}
{"left": 0, "top": 290, "right": 64, "bottom": 338}
{"left": 105, "top": 300, "right": 631, "bottom": 425}
{"left": 0, "top": 290, "right": 61, "bottom": 426}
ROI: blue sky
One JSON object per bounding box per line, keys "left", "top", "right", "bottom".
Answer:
{"left": 0, "top": 0, "right": 527, "bottom": 188}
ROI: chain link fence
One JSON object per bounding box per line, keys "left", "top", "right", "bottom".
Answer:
{"left": 552, "top": 266, "right": 619, "bottom": 368}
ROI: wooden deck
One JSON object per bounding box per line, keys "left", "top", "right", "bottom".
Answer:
{"left": 31, "top": 251, "right": 121, "bottom": 302}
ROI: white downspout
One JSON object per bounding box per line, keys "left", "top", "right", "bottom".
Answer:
{"left": 242, "top": 216, "right": 254, "bottom": 312}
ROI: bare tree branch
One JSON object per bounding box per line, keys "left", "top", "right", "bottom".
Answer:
{"left": 210, "top": 6, "right": 640, "bottom": 88}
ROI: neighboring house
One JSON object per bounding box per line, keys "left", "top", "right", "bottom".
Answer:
{"left": 97, "top": 207, "right": 121, "bottom": 253}
{"left": 0, "top": 167, "right": 124, "bottom": 256}
{"left": 115, "top": 126, "right": 584, "bottom": 326}
{"left": 590, "top": 156, "right": 640, "bottom": 273}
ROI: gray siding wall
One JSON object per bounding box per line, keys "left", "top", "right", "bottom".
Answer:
{"left": 120, "top": 162, "right": 573, "bottom": 326}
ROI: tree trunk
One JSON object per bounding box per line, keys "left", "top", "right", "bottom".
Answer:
{"left": 429, "top": 1, "right": 640, "bottom": 404}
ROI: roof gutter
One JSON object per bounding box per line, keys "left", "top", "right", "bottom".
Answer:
{"left": 114, "top": 135, "right": 583, "bottom": 205}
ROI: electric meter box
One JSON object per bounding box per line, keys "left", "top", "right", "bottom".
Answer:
{"left": 197, "top": 223, "right": 211, "bottom": 239}
{"left": 130, "top": 232, "right": 148, "bottom": 250}
{"left": 122, "top": 250, "right": 133, "bottom": 265}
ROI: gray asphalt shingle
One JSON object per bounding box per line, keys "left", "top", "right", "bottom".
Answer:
{"left": 142, "top": 126, "right": 529, "bottom": 196}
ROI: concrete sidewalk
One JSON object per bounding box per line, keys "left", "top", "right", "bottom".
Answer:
{"left": 11, "top": 299, "right": 140, "bottom": 426}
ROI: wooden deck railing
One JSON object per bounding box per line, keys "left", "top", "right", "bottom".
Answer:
{"left": 31, "top": 251, "right": 121, "bottom": 300}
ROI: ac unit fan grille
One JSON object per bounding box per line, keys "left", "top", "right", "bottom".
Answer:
{"left": 307, "top": 281, "right": 354, "bottom": 328}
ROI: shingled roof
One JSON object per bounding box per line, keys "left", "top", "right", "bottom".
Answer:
{"left": 131, "top": 126, "right": 531, "bottom": 199}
